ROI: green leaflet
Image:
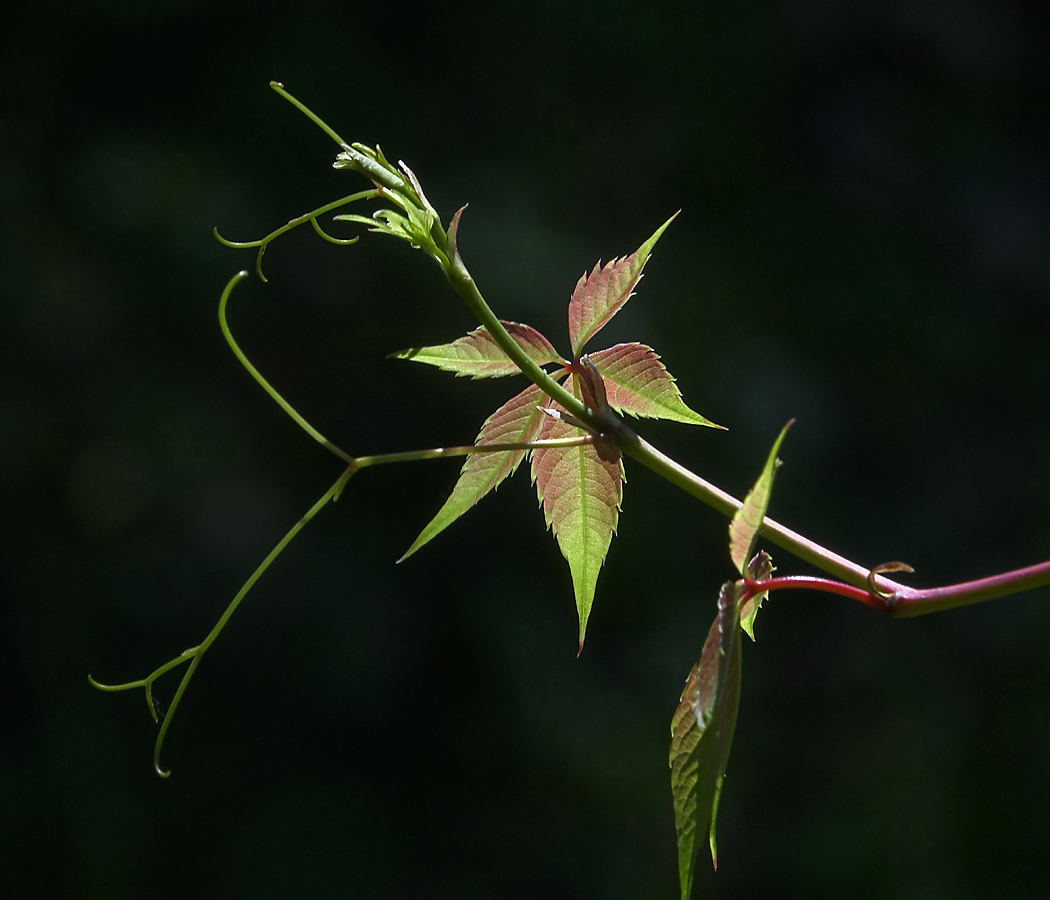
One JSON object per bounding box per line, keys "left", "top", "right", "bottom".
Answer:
{"left": 669, "top": 581, "right": 744, "bottom": 899}
{"left": 587, "top": 343, "right": 723, "bottom": 427}
{"left": 728, "top": 421, "right": 793, "bottom": 575}
{"left": 530, "top": 377, "right": 623, "bottom": 652}
{"left": 567, "top": 213, "right": 678, "bottom": 356}
{"left": 399, "top": 381, "right": 554, "bottom": 561}
{"left": 390, "top": 321, "right": 562, "bottom": 378}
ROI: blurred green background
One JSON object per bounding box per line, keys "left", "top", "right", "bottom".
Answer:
{"left": 3, "top": 1, "right": 1049, "bottom": 897}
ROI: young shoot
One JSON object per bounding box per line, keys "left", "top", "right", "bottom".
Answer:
{"left": 91, "top": 83, "right": 1050, "bottom": 897}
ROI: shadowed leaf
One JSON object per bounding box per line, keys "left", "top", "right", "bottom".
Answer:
{"left": 567, "top": 213, "right": 678, "bottom": 356}
{"left": 587, "top": 343, "right": 724, "bottom": 427}
{"left": 670, "top": 581, "right": 744, "bottom": 898}
{"left": 530, "top": 377, "right": 623, "bottom": 650}
{"left": 739, "top": 550, "right": 774, "bottom": 641}
{"left": 390, "top": 321, "right": 562, "bottom": 378}
{"left": 400, "top": 380, "right": 560, "bottom": 560}
{"left": 728, "top": 420, "right": 793, "bottom": 575}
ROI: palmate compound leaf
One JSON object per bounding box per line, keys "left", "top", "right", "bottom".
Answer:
{"left": 567, "top": 213, "right": 679, "bottom": 357}
{"left": 399, "top": 378, "right": 565, "bottom": 561}
{"left": 530, "top": 376, "right": 623, "bottom": 651}
{"left": 587, "top": 343, "right": 725, "bottom": 427}
{"left": 670, "top": 580, "right": 744, "bottom": 899}
{"left": 390, "top": 321, "right": 562, "bottom": 378}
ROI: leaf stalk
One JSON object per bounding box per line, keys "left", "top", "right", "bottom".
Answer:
{"left": 742, "top": 574, "right": 891, "bottom": 614}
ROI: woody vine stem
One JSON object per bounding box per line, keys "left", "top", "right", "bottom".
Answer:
{"left": 90, "top": 82, "right": 1049, "bottom": 894}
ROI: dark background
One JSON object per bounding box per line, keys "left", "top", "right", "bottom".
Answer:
{"left": 3, "top": 1, "right": 1049, "bottom": 897}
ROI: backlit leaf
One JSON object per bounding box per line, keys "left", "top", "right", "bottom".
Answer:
{"left": 530, "top": 377, "right": 623, "bottom": 651}
{"left": 669, "top": 581, "right": 744, "bottom": 898}
{"left": 567, "top": 213, "right": 678, "bottom": 356}
{"left": 390, "top": 321, "right": 562, "bottom": 378}
{"left": 728, "top": 420, "right": 793, "bottom": 575}
{"left": 400, "top": 380, "right": 559, "bottom": 561}
{"left": 587, "top": 343, "right": 724, "bottom": 427}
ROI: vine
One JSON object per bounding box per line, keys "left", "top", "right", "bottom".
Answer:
{"left": 90, "top": 83, "right": 1050, "bottom": 897}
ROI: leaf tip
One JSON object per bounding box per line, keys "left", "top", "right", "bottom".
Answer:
{"left": 396, "top": 542, "right": 420, "bottom": 565}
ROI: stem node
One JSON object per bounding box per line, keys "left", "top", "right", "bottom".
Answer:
{"left": 868, "top": 561, "right": 914, "bottom": 600}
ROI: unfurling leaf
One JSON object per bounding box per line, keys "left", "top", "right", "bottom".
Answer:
{"left": 567, "top": 213, "right": 678, "bottom": 356}
{"left": 728, "top": 420, "right": 793, "bottom": 575}
{"left": 670, "top": 581, "right": 744, "bottom": 898}
{"left": 587, "top": 343, "right": 724, "bottom": 427}
{"left": 739, "top": 550, "right": 774, "bottom": 641}
{"left": 390, "top": 322, "right": 562, "bottom": 378}
{"left": 400, "top": 380, "right": 561, "bottom": 561}
{"left": 530, "top": 377, "right": 623, "bottom": 651}
{"left": 333, "top": 176, "right": 446, "bottom": 266}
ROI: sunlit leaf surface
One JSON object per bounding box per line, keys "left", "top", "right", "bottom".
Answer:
{"left": 530, "top": 377, "right": 623, "bottom": 650}
{"left": 391, "top": 321, "right": 562, "bottom": 378}
{"left": 567, "top": 213, "right": 677, "bottom": 356}
{"left": 728, "top": 421, "right": 792, "bottom": 575}
{"left": 669, "top": 581, "right": 744, "bottom": 899}
{"left": 588, "top": 343, "right": 722, "bottom": 427}
{"left": 400, "top": 381, "right": 558, "bottom": 560}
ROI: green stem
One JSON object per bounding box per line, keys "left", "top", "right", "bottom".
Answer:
{"left": 151, "top": 467, "right": 354, "bottom": 776}
{"left": 616, "top": 434, "right": 1050, "bottom": 615}
{"left": 444, "top": 240, "right": 603, "bottom": 430}
{"left": 269, "top": 81, "right": 348, "bottom": 147}
{"left": 353, "top": 434, "right": 602, "bottom": 469}
{"left": 213, "top": 191, "right": 378, "bottom": 249}
{"left": 440, "top": 244, "right": 907, "bottom": 597}
{"left": 94, "top": 427, "right": 612, "bottom": 776}
{"left": 214, "top": 189, "right": 378, "bottom": 281}
{"left": 620, "top": 433, "right": 902, "bottom": 595}
{"left": 88, "top": 653, "right": 195, "bottom": 721}
{"left": 219, "top": 271, "right": 355, "bottom": 464}
{"left": 90, "top": 466, "right": 355, "bottom": 776}
{"left": 441, "top": 241, "right": 1050, "bottom": 615}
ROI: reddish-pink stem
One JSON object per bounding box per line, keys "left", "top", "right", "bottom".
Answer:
{"left": 745, "top": 559, "right": 1050, "bottom": 619}
{"left": 889, "top": 559, "right": 1050, "bottom": 618}
{"left": 744, "top": 575, "right": 892, "bottom": 614}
